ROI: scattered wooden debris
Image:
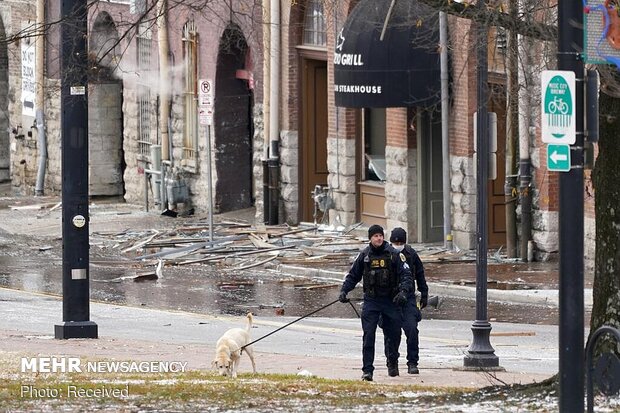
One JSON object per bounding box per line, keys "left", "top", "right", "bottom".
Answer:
{"left": 490, "top": 331, "right": 536, "bottom": 337}
{"left": 93, "top": 272, "right": 159, "bottom": 283}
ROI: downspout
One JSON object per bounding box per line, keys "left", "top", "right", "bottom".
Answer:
{"left": 262, "top": 0, "right": 271, "bottom": 223}
{"left": 518, "top": 33, "right": 533, "bottom": 261}
{"left": 439, "top": 12, "right": 452, "bottom": 249}
{"left": 157, "top": 0, "right": 170, "bottom": 162}
{"left": 504, "top": 0, "right": 518, "bottom": 258}
{"left": 269, "top": 0, "right": 280, "bottom": 160}
{"left": 266, "top": 0, "right": 280, "bottom": 224}
{"left": 34, "top": 0, "right": 46, "bottom": 196}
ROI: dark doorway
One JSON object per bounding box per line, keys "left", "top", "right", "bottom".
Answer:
{"left": 300, "top": 58, "right": 328, "bottom": 222}
{"left": 214, "top": 25, "right": 253, "bottom": 213}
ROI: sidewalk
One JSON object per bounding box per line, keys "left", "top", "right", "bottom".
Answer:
{"left": 0, "top": 287, "right": 558, "bottom": 389}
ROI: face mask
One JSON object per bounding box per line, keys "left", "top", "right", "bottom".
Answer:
{"left": 392, "top": 244, "right": 404, "bottom": 252}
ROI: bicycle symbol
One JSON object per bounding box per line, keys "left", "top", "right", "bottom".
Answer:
{"left": 547, "top": 96, "right": 569, "bottom": 115}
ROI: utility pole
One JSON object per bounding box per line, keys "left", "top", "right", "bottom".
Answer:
{"left": 557, "top": 0, "right": 584, "bottom": 411}
{"left": 54, "top": 0, "right": 97, "bottom": 339}
{"left": 464, "top": 0, "right": 500, "bottom": 369}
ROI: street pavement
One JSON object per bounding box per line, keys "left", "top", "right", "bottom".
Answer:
{"left": 0, "top": 190, "right": 585, "bottom": 389}
{"left": 0, "top": 286, "right": 560, "bottom": 388}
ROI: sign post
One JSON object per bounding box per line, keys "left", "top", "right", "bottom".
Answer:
{"left": 198, "top": 79, "right": 214, "bottom": 242}
{"left": 54, "top": 0, "right": 97, "bottom": 339}
{"left": 557, "top": 2, "right": 585, "bottom": 411}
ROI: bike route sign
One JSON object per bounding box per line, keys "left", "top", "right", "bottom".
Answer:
{"left": 541, "top": 70, "right": 576, "bottom": 145}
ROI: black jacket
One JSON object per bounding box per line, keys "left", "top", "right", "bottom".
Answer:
{"left": 401, "top": 244, "right": 428, "bottom": 299}
{"left": 340, "top": 241, "right": 413, "bottom": 297}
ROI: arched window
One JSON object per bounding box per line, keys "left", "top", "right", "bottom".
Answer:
{"left": 303, "top": 0, "right": 326, "bottom": 46}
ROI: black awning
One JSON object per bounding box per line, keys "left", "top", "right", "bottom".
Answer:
{"left": 334, "top": 0, "right": 441, "bottom": 108}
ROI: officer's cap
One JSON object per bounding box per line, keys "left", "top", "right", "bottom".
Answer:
{"left": 390, "top": 227, "right": 407, "bottom": 243}
{"left": 368, "top": 224, "right": 384, "bottom": 239}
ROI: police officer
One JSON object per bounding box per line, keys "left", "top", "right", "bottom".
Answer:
{"left": 383, "top": 227, "right": 429, "bottom": 375}
{"left": 338, "top": 224, "right": 413, "bottom": 381}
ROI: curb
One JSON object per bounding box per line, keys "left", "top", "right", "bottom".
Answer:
{"left": 277, "top": 264, "right": 593, "bottom": 308}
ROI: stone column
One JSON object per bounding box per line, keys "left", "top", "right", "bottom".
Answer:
{"left": 327, "top": 135, "right": 357, "bottom": 226}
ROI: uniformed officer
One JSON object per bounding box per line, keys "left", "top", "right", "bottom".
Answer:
{"left": 338, "top": 224, "right": 413, "bottom": 381}
{"left": 383, "top": 227, "right": 429, "bottom": 375}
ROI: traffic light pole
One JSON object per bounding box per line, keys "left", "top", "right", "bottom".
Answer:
{"left": 557, "top": 1, "right": 584, "bottom": 411}
{"left": 54, "top": 0, "right": 98, "bottom": 339}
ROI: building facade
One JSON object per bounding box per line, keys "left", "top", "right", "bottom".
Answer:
{"left": 0, "top": 0, "right": 596, "bottom": 267}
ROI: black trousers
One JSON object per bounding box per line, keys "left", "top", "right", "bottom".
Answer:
{"left": 360, "top": 296, "right": 403, "bottom": 374}
{"left": 383, "top": 297, "right": 421, "bottom": 366}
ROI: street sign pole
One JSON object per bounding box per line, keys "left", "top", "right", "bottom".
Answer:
{"left": 558, "top": 1, "right": 585, "bottom": 411}
{"left": 54, "top": 0, "right": 97, "bottom": 339}
{"left": 198, "top": 79, "right": 214, "bottom": 242}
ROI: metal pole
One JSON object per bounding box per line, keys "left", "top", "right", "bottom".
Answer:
{"left": 54, "top": 0, "right": 97, "bottom": 339}
{"left": 206, "top": 125, "right": 214, "bottom": 241}
{"left": 464, "top": 0, "right": 499, "bottom": 368}
{"left": 557, "top": 0, "right": 585, "bottom": 410}
{"left": 439, "top": 12, "right": 452, "bottom": 249}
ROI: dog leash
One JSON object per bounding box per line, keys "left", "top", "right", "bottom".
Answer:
{"left": 240, "top": 298, "right": 343, "bottom": 352}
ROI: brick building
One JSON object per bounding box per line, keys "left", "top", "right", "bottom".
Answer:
{"left": 266, "top": 0, "right": 595, "bottom": 264}
{"left": 0, "top": 0, "right": 596, "bottom": 265}
{"left": 5, "top": 0, "right": 264, "bottom": 214}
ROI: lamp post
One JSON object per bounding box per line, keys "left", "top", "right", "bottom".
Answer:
{"left": 54, "top": 0, "right": 97, "bottom": 339}
{"left": 463, "top": 0, "right": 499, "bottom": 369}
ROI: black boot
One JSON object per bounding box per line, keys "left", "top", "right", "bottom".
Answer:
{"left": 408, "top": 364, "right": 419, "bottom": 374}
{"left": 361, "top": 372, "right": 373, "bottom": 381}
{"left": 387, "top": 363, "right": 399, "bottom": 377}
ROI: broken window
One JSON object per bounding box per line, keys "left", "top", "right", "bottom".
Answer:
{"left": 363, "top": 108, "right": 386, "bottom": 181}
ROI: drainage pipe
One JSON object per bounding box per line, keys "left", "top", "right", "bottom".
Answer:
{"left": 518, "top": 35, "right": 533, "bottom": 261}
{"left": 34, "top": 0, "right": 47, "bottom": 196}
{"left": 439, "top": 12, "right": 451, "bottom": 249}
{"left": 266, "top": 0, "right": 280, "bottom": 224}
{"left": 269, "top": 0, "right": 280, "bottom": 160}
{"left": 157, "top": 0, "right": 170, "bottom": 161}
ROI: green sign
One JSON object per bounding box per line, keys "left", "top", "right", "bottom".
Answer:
{"left": 547, "top": 144, "right": 571, "bottom": 172}
{"left": 541, "top": 71, "right": 576, "bottom": 144}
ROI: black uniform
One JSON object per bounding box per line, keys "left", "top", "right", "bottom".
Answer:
{"left": 340, "top": 241, "right": 413, "bottom": 375}
{"left": 383, "top": 244, "right": 428, "bottom": 367}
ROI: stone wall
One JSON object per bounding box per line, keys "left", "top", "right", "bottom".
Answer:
{"left": 327, "top": 136, "right": 356, "bottom": 226}
{"left": 252, "top": 104, "right": 265, "bottom": 223}
{"left": 451, "top": 155, "right": 476, "bottom": 250}
{"left": 280, "top": 129, "right": 299, "bottom": 224}
{"left": 89, "top": 83, "right": 123, "bottom": 196}
{"left": 385, "top": 145, "right": 417, "bottom": 238}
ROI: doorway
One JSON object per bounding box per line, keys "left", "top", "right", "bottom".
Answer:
{"left": 487, "top": 84, "right": 507, "bottom": 247}
{"left": 418, "top": 109, "right": 444, "bottom": 242}
{"left": 300, "top": 58, "right": 328, "bottom": 222}
{"left": 88, "top": 12, "right": 125, "bottom": 197}
{"left": 214, "top": 25, "right": 254, "bottom": 213}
